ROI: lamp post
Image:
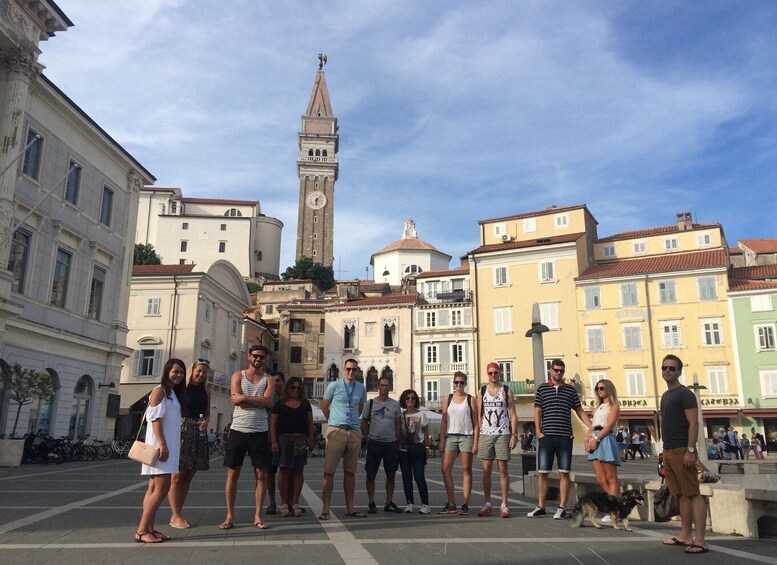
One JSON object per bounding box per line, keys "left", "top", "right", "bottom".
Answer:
{"left": 524, "top": 303, "right": 550, "bottom": 386}
{"left": 686, "top": 372, "right": 708, "bottom": 464}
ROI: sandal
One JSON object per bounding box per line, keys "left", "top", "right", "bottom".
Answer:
{"left": 218, "top": 521, "right": 234, "bottom": 530}
{"left": 344, "top": 510, "right": 367, "bottom": 518}
{"left": 293, "top": 504, "right": 302, "bottom": 517}
{"left": 500, "top": 504, "right": 510, "bottom": 518}
{"left": 280, "top": 504, "right": 291, "bottom": 518}
{"left": 318, "top": 512, "right": 330, "bottom": 521}
{"left": 152, "top": 530, "right": 170, "bottom": 541}
{"left": 169, "top": 520, "right": 192, "bottom": 529}
{"left": 253, "top": 520, "right": 268, "bottom": 530}
{"left": 134, "top": 530, "right": 162, "bottom": 543}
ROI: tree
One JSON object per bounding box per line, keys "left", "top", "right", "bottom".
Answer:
{"left": 245, "top": 281, "right": 261, "bottom": 293}
{"left": 133, "top": 243, "right": 162, "bottom": 265}
{"left": 281, "top": 257, "right": 335, "bottom": 291}
{"left": 1, "top": 363, "right": 60, "bottom": 437}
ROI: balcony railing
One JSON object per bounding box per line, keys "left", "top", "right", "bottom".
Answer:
{"left": 424, "top": 363, "right": 441, "bottom": 373}
{"left": 423, "top": 399, "right": 442, "bottom": 411}
{"left": 450, "top": 363, "right": 467, "bottom": 372}
{"left": 422, "top": 363, "right": 469, "bottom": 374}
{"left": 298, "top": 154, "right": 338, "bottom": 163}
{"left": 506, "top": 380, "right": 535, "bottom": 396}
{"left": 421, "top": 290, "right": 472, "bottom": 304}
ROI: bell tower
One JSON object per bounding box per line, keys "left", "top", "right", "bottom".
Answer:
{"left": 296, "top": 54, "right": 338, "bottom": 267}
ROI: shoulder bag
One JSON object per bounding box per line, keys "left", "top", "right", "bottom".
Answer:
{"left": 128, "top": 400, "right": 160, "bottom": 466}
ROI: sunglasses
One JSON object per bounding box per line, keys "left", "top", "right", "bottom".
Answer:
{"left": 250, "top": 354, "right": 266, "bottom": 360}
{"left": 406, "top": 396, "right": 418, "bottom": 402}
{"left": 196, "top": 358, "right": 210, "bottom": 365}
{"left": 290, "top": 386, "right": 302, "bottom": 391}
{"left": 552, "top": 368, "right": 565, "bottom": 374}
{"left": 344, "top": 367, "right": 358, "bottom": 372}
{"left": 661, "top": 366, "right": 678, "bottom": 372}
{"left": 453, "top": 381, "right": 466, "bottom": 386}
{"left": 487, "top": 372, "right": 499, "bottom": 376}
{"left": 595, "top": 386, "right": 606, "bottom": 391}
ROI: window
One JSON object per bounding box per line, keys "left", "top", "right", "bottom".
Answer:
{"left": 426, "top": 281, "right": 439, "bottom": 298}
{"left": 751, "top": 295, "right": 773, "bottom": 312}
{"left": 179, "top": 259, "right": 186, "bottom": 265}
{"left": 256, "top": 250, "right": 263, "bottom": 261}
{"left": 22, "top": 129, "right": 42, "bottom": 179}
{"left": 658, "top": 280, "right": 677, "bottom": 304}
{"left": 633, "top": 241, "right": 647, "bottom": 254}
{"left": 182, "top": 222, "right": 189, "bottom": 230}
{"left": 64, "top": 160, "right": 81, "bottom": 204}
{"left": 698, "top": 276, "right": 717, "bottom": 301}
{"left": 170, "top": 201, "right": 177, "bottom": 214}
{"left": 365, "top": 367, "right": 379, "bottom": 392}
{"left": 290, "top": 319, "right": 304, "bottom": 333}
{"left": 404, "top": 264, "right": 423, "bottom": 275}
{"left": 383, "top": 322, "right": 396, "bottom": 347}
{"left": 8, "top": 229, "right": 31, "bottom": 293}
{"left": 220, "top": 224, "right": 227, "bottom": 231}
{"left": 760, "top": 369, "right": 777, "bottom": 398}
{"left": 494, "top": 307, "right": 512, "bottom": 333}
{"left": 523, "top": 218, "right": 537, "bottom": 233}
{"left": 493, "top": 223, "right": 506, "bottom": 237}
{"left": 135, "top": 349, "right": 161, "bottom": 377}
{"left": 626, "top": 370, "right": 646, "bottom": 397}
{"left": 290, "top": 346, "right": 302, "bottom": 364}
{"left": 755, "top": 324, "right": 776, "bottom": 351}
{"left": 539, "top": 261, "right": 555, "bottom": 282}
{"left": 588, "top": 371, "right": 606, "bottom": 395}
{"left": 146, "top": 297, "right": 160, "bottom": 316}
{"left": 88, "top": 265, "right": 106, "bottom": 320}
{"left": 344, "top": 323, "right": 356, "bottom": 348}
{"left": 218, "top": 242, "right": 226, "bottom": 253}
{"left": 425, "top": 380, "right": 439, "bottom": 403}
{"left": 265, "top": 305, "right": 274, "bottom": 314}
{"left": 664, "top": 237, "right": 679, "bottom": 251}
{"left": 602, "top": 244, "right": 616, "bottom": 258}
{"left": 622, "top": 324, "right": 642, "bottom": 350}
{"left": 494, "top": 266, "right": 508, "bottom": 286}
{"left": 620, "top": 282, "right": 638, "bottom": 307}
{"left": 425, "top": 311, "right": 437, "bottom": 328}
{"left": 320, "top": 319, "right": 326, "bottom": 333}
{"left": 231, "top": 319, "right": 238, "bottom": 336}
{"left": 539, "top": 302, "right": 559, "bottom": 329}
{"left": 425, "top": 344, "right": 438, "bottom": 364}
{"left": 661, "top": 322, "right": 682, "bottom": 348}
{"left": 451, "top": 344, "right": 464, "bottom": 363}
{"left": 586, "top": 326, "right": 605, "bottom": 352}
{"left": 584, "top": 287, "right": 601, "bottom": 310}
{"left": 701, "top": 319, "right": 722, "bottom": 346}
{"left": 554, "top": 213, "right": 569, "bottom": 229}
{"left": 450, "top": 309, "right": 462, "bottom": 326}
{"left": 204, "top": 302, "right": 211, "bottom": 321}
{"left": 99, "top": 187, "right": 113, "bottom": 226}
{"left": 696, "top": 233, "right": 712, "bottom": 248}
{"left": 225, "top": 208, "right": 243, "bottom": 217}
{"left": 498, "top": 361, "right": 514, "bottom": 382}
{"left": 180, "top": 241, "right": 188, "bottom": 252}
{"left": 319, "top": 347, "right": 325, "bottom": 364}
{"left": 707, "top": 367, "right": 728, "bottom": 395}
{"left": 50, "top": 248, "right": 72, "bottom": 307}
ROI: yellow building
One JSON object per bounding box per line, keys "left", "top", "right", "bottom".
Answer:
{"left": 577, "top": 212, "right": 738, "bottom": 442}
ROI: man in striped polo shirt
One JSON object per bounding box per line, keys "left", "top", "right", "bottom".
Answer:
{"left": 528, "top": 358, "right": 592, "bottom": 519}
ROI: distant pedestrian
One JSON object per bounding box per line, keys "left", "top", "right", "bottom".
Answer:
{"left": 616, "top": 427, "right": 628, "bottom": 460}
{"left": 135, "top": 358, "right": 185, "bottom": 544}
{"left": 740, "top": 434, "right": 751, "bottom": 459}
{"left": 630, "top": 431, "right": 646, "bottom": 459}
{"left": 398, "top": 388, "right": 430, "bottom": 514}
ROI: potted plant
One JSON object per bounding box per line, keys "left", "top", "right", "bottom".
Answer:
{"left": 1, "top": 363, "right": 59, "bottom": 467}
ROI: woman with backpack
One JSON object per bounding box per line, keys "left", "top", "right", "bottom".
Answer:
{"left": 398, "top": 389, "right": 430, "bottom": 514}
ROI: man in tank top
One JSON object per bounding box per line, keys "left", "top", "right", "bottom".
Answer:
{"left": 219, "top": 344, "right": 276, "bottom": 530}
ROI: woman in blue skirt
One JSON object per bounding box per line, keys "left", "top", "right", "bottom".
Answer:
{"left": 586, "top": 379, "right": 621, "bottom": 496}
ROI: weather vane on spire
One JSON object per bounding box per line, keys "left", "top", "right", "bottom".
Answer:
{"left": 318, "top": 53, "right": 327, "bottom": 70}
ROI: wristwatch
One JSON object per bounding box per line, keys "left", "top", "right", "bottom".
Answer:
{"left": 687, "top": 447, "right": 695, "bottom": 453}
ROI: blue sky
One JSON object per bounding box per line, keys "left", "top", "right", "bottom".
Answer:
{"left": 40, "top": 1, "right": 777, "bottom": 280}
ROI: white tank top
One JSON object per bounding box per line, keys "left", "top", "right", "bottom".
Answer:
{"left": 592, "top": 402, "right": 610, "bottom": 428}
{"left": 231, "top": 371, "right": 269, "bottom": 433}
{"left": 480, "top": 385, "right": 510, "bottom": 435}
{"left": 446, "top": 394, "right": 474, "bottom": 435}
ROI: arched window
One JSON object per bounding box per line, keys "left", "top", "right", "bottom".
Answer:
{"left": 404, "top": 264, "right": 423, "bottom": 275}
{"left": 28, "top": 368, "right": 60, "bottom": 435}
{"left": 322, "top": 149, "right": 328, "bottom": 157}
{"left": 308, "top": 149, "right": 314, "bottom": 156}
{"left": 383, "top": 322, "right": 396, "bottom": 347}
{"left": 343, "top": 323, "right": 356, "bottom": 349}
{"left": 381, "top": 366, "right": 393, "bottom": 383}
{"left": 327, "top": 363, "right": 339, "bottom": 382}
{"left": 224, "top": 208, "right": 242, "bottom": 217}
{"left": 366, "top": 367, "right": 379, "bottom": 392}
{"left": 315, "top": 149, "right": 321, "bottom": 156}
{"left": 69, "top": 375, "right": 94, "bottom": 440}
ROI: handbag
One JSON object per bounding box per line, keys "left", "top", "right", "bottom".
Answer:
{"left": 128, "top": 403, "right": 159, "bottom": 466}
{"left": 653, "top": 482, "right": 680, "bottom": 522}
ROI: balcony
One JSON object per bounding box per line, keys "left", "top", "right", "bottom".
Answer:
{"left": 422, "top": 363, "right": 468, "bottom": 374}
{"left": 421, "top": 290, "right": 472, "bottom": 304}
{"left": 506, "top": 380, "right": 535, "bottom": 396}
{"left": 424, "top": 363, "right": 441, "bottom": 373}
{"left": 298, "top": 153, "right": 338, "bottom": 164}
{"left": 423, "top": 398, "right": 443, "bottom": 411}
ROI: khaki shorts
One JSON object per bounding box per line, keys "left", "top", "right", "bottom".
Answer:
{"left": 323, "top": 426, "right": 361, "bottom": 475}
{"left": 477, "top": 434, "right": 511, "bottom": 461}
{"left": 663, "top": 447, "right": 700, "bottom": 497}
{"left": 445, "top": 434, "right": 474, "bottom": 453}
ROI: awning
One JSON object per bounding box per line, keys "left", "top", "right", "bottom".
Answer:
{"left": 701, "top": 410, "right": 739, "bottom": 418}
{"left": 742, "top": 409, "right": 777, "bottom": 418}
{"left": 619, "top": 411, "right": 656, "bottom": 419}
{"left": 118, "top": 383, "right": 155, "bottom": 410}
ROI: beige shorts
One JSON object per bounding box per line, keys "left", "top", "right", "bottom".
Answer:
{"left": 445, "top": 434, "right": 474, "bottom": 453}
{"left": 477, "top": 434, "right": 511, "bottom": 461}
{"left": 663, "top": 447, "right": 700, "bottom": 497}
{"left": 323, "top": 426, "right": 361, "bottom": 475}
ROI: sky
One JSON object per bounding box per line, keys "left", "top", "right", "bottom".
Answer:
{"left": 40, "top": 1, "right": 777, "bottom": 280}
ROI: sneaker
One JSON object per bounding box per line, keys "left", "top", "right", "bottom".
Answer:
{"left": 367, "top": 502, "right": 377, "bottom": 514}
{"left": 418, "top": 504, "right": 431, "bottom": 514}
{"left": 500, "top": 504, "right": 510, "bottom": 518}
{"left": 404, "top": 503, "right": 415, "bottom": 514}
{"left": 384, "top": 501, "right": 401, "bottom": 513}
{"left": 478, "top": 504, "right": 493, "bottom": 517}
{"left": 458, "top": 503, "right": 470, "bottom": 516}
{"left": 526, "top": 506, "right": 546, "bottom": 518}
{"left": 600, "top": 514, "right": 612, "bottom": 524}
{"left": 553, "top": 508, "right": 568, "bottom": 520}
{"left": 438, "top": 503, "right": 458, "bottom": 515}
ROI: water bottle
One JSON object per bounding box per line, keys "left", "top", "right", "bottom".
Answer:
{"left": 198, "top": 414, "right": 206, "bottom": 437}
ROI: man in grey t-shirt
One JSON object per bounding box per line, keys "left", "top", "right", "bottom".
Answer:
{"left": 360, "top": 377, "right": 402, "bottom": 513}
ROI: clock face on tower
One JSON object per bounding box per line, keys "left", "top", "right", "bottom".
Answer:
{"left": 306, "top": 190, "right": 327, "bottom": 210}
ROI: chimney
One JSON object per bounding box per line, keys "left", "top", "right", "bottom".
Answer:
{"left": 676, "top": 211, "right": 693, "bottom": 231}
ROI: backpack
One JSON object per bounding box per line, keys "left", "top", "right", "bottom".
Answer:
{"left": 480, "top": 384, "right": 512, "bottom": 433}
{"left": 616, "top": 431, "right": 624, "bottom": 443}
{"left": 446, "top": 393, "right": 475, "bottom": 429}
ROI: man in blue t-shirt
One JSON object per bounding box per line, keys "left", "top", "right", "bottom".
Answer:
{"left": 319, "top": 358, "right": 367, "bottom": 519}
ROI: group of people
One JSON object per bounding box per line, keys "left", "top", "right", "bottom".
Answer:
{"left": 615, "top": 427, "right": 648, "bottom": 460}
{"left": 133, "top": 349, "right": 733, "bottom": 555}
{"left": 708, "top": 427, "right": 765, "bottom": 460}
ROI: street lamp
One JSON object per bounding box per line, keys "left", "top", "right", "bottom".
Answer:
{"left": 524, "top": 303, "right": 550, "bottom": 386}
{"left": 686, "top": 372, "right": 708, "bottom": 464}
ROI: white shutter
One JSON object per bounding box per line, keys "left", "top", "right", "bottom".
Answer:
{"left": 153, "top": 350, "right": 162, "bottom": 376}
{"left": 134, "top": 350, "right": 141, "bottom": 376}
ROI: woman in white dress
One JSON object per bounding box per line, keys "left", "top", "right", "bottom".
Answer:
{"left": 586, "top": 379, "right": 621, "bottom": 496}
{"left": 135, "top": 358, "right": 186, "bottom": 543}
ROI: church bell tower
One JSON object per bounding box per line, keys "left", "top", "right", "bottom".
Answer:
{"left": 295, "top": 54, "right": 338, "bottom": 267}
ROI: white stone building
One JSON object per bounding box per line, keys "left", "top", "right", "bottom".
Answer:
{"left": 371, "top": 219, "right": 451, "bottom": 286}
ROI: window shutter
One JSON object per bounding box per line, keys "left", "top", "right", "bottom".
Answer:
{"left": 153, "top": 350, "right": 162, "bottom": 376}
{"left": 134, "top": 350, "right": 141, "bottom": 376}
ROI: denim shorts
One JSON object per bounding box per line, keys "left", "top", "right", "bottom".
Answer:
{"left": 537, "top": 434, "right": 573, "bottom": 473}
{"left": 364, "top": 439, "right": 399, "bottom": 480}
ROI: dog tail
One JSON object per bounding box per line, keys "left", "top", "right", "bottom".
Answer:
{"left": 568, "top": 503, "right": 584, "bottom": 528}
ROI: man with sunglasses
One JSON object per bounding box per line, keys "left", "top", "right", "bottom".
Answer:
{"left": 319, "top": 358, "right": 368, "bottom": 519}
{"left": 528, "top": 359, "right": 593, "bottom": 519}
{"left": 659, "top": 354, "right": 708, "bottom": 554}
{"left": 220, "top": 344, "right": 276, "bottom": 530}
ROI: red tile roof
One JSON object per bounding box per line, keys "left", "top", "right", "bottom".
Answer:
{"left": 328, "top": 294, "right": 417, "bottom": 309}
{"left": 739, "top": 239, "right": 777, "bottom": 253}
{"left": 182, "top": 197, "right": 257, "bottom": 206}
{"left": 469, "top": 232, "right": 585, "bottom": 255}
{"left": 577, "top": 249, "right": 727, "bottom": 280}
{"left": 415, "top": 267, "right": 469, "bottom": 279}
{"left": 728, "top": 279, "right": 777, "bottom": 291}
{"left": 598, "top": 223, "right": 720, "bottom": 242}
{"left": 133, "top": 264, "right": 196, "bottom": 275}
{"left": 730, "top": 265, "right": 777, "bottom": 280}
{"left": 729, "top": 247, "right": 743, "bottom": 255}
{"left": 479, "top": 204, "right": 595, "bottom": 225}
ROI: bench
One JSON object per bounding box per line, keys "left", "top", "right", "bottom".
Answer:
{"left": 716, "top": 460, "right": 777, "bottom": 475}
{"left": 707, "top": 485, "right": 777, "bottom": 537}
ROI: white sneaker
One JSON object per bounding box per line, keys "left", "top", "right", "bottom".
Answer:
{"left": 404, "top": 503, "right": 415, "bottom": 513}
{"left": 418, "top": 504, "right": 431, "bottom": 514}
{"left": 553, "top": 507, "right": 568, "bottom": 520}
{"left": 600, "top": 515, "right": 612, "bottom": 524}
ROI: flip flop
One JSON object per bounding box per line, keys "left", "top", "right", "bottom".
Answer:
{"left": 684, "top": 545, "right": 709, "bottom": 554}
{"left": 169, "top": 520, "right": 192, "bottom": 529}
{"left": 344, "top": 511, "right": 367, "bottom": 518}
{"left": 151, "top": 530, "right": 170, "bottom": 541}
{"left": 253, "top": 520, "right": 268, "bottom": 530}
{"left": 218, "top": 521, "right": 234, "bottom": 530}
{"left": 318, "top": 512, "right": 330, "bottom": 520}
{"left": 663, "top": 537, "right": 690, "bottom": 546}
